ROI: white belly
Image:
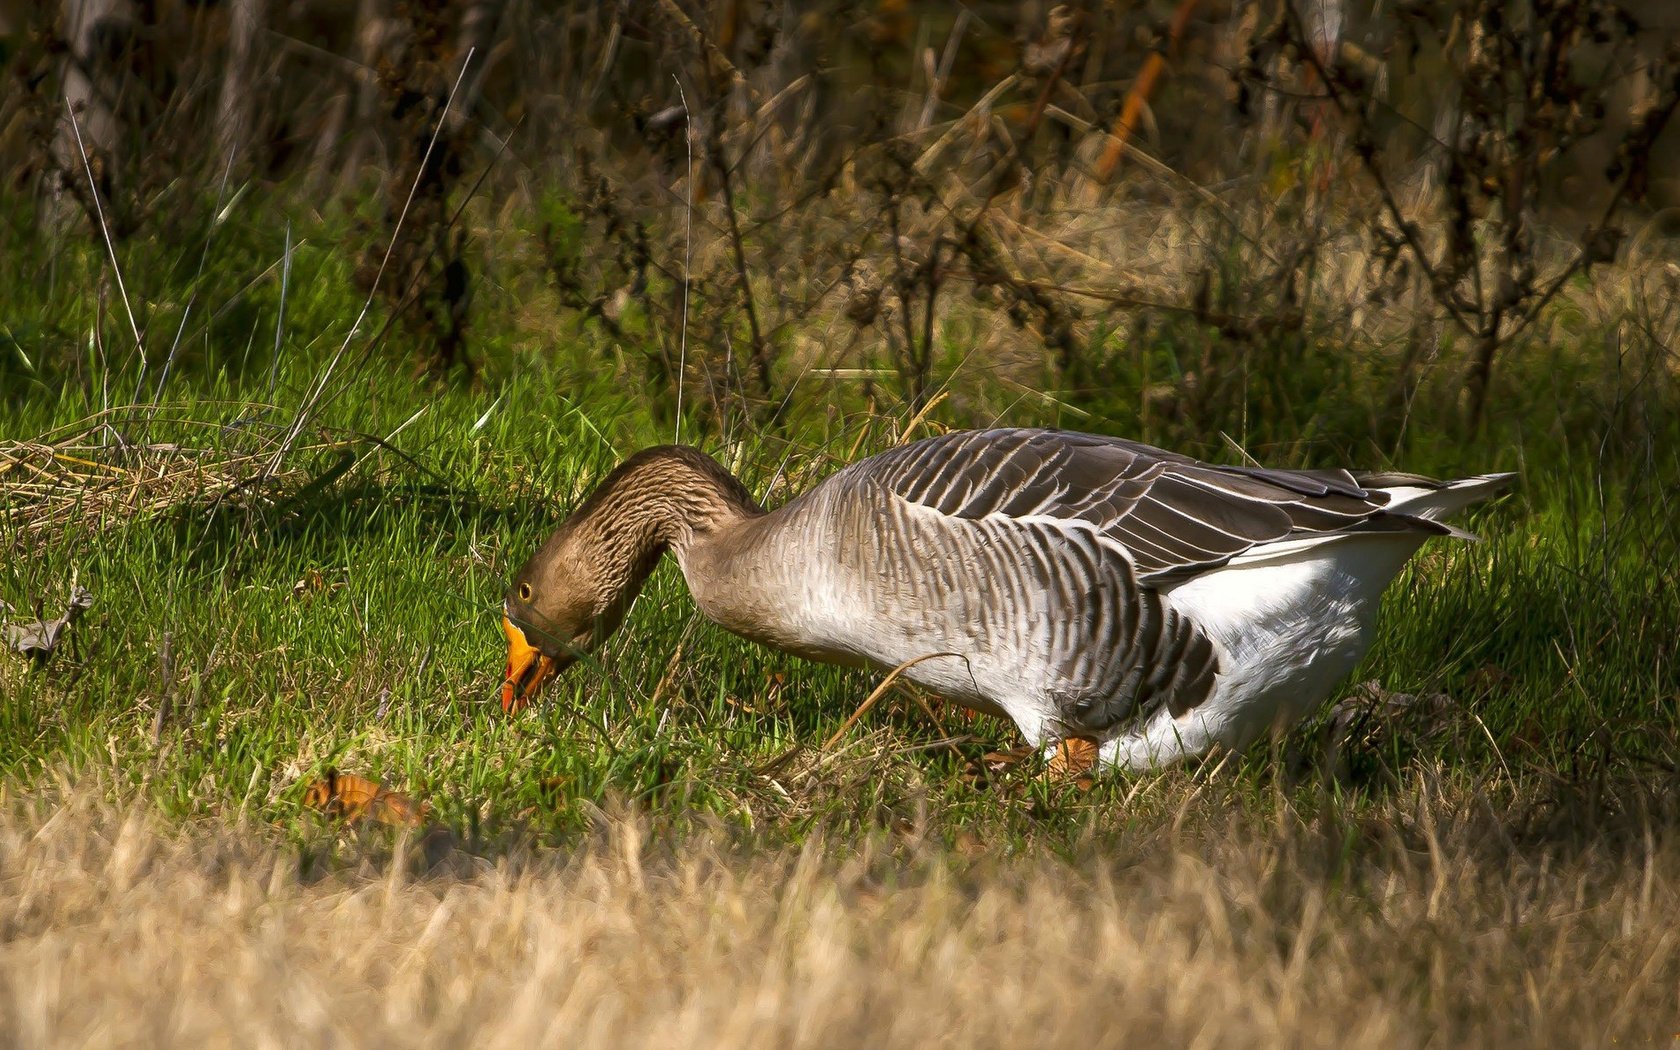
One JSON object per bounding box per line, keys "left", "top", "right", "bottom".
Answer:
{"left": 1102, "top": 533, "right": 1427, "bottom": 770}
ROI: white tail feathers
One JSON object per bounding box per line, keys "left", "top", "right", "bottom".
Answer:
{"left": 1376, "top": 472, "right": 1517, "bottom": 539}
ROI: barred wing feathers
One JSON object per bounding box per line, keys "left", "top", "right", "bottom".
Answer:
{"left": 856, "top": 429, "right": 1452, "bottom": 586}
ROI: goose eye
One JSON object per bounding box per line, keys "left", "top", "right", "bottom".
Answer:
{"left": 518, "top": 582, "right": 532, "bottom": 602}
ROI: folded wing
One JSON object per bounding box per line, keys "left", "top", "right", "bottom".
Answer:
{"left": 857, "top": 428, "right": 1452, "bottom": 585}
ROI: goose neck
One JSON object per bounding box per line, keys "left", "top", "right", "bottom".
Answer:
{"left": 570, "top": 446, "right": 763, "bottom": 565}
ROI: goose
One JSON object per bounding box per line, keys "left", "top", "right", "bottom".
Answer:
{"left": 499, "top": 429, "right": 1513, "bottom": 772}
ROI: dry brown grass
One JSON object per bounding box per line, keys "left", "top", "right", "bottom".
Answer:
{"left": 4, "top": 776, "right": 1678, "bottom": 1048}
{"left": 0, "top": 407, "right": 361, "bottom": 554}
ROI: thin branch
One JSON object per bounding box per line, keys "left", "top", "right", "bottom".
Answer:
{"left": 710, "top": 133, "right": 774, "bottom": 402}
{"left": 674, "top": 75, "right": 693, "bottom": 444}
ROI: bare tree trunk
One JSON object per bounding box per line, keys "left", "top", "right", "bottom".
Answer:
{"left": 338, "top": 0, "right": 391, "bottom": 193}
{"left": 1465, "top": 322, "right": 1501, "bottom": 433}
{"left": 216, "top": 0, "right": 267, "bottom": 166}
{"left": 55, "top": 0, "right": 134, "bottom": 225}
{"left": 451, "top": 0, "right": 503, "bottom": 136}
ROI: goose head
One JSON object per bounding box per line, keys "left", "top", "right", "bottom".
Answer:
{"left": 499, "top": 446, "right": 762, "bottom": 712}
{"left": 500, "top": 507, "right": 664, "bottom": 713}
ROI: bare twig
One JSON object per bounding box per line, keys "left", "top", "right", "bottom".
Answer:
{"left": 710, "top": 135, "right": 775, "bottom": 404}
{"left": 674, "top": 76, "right": 694, "bottom": 444}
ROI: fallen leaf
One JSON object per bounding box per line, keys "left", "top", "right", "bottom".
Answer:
{"left": 290, "top": 569, "right": 344, "bottom": 602}
{"left": 951, "top": 829, "right": 986, "bottom": 856}
{"left": 2, "top": 586, "right": 94, "bottom": 662}
{"left": 301, "top": 768, "right": 430, "bottom": 828}
{"left": 960, "top": 744, "right": 1035, "bottom": 791}
{"left": 982, "top": 745, "right": 1035, "bottom": 769}
{"left": 1326, "top": 680, "right": 1456, "bottom": 745}
{"left": 1048, "top": 736, "right": 1099, "bottom": 791}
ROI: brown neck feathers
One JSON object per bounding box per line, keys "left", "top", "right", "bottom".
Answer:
{"left": 566, "top": 446, "right": 763, "bottom": 563}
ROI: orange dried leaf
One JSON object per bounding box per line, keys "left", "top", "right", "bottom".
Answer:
{"left": 723, "top": 694, "right": 760, "bottom": 714}
{"left": 1048, "top": 737, "right": 1100, "bottom": 790}
{"left": 302, "top": 768, "right": 430, "bottom": 828}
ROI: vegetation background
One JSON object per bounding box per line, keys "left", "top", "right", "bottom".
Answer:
{"left": 2, "top": 1, "right": 1679, "bottom": 1044}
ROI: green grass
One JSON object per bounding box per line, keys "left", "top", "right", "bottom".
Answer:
{"left": 3, "top": 202, "right": 1678, "bottom": 858}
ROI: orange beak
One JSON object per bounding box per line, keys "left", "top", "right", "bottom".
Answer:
{"left": 502, "top": 616, "right": 557, "bottom": 713}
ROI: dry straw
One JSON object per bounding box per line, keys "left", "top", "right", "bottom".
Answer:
{"left": 3, "top": 776, "right": 1678, "bottom": 1048}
